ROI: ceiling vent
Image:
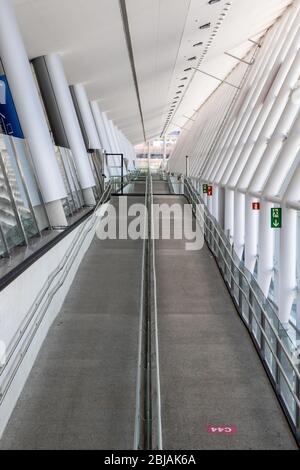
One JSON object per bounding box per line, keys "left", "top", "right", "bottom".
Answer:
{"left": 199, "top": 22, "right": 211, "bottom": 29}
{"left": 187, "top": 56, "right": 197, "bottom": 61}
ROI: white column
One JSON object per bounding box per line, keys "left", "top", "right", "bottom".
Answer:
{"left": 109, "top": 121, "right": 121, "bottom": 154}
{"left": 102, "top": 112, "right": 116, "bottom": 153}
{"left": 250, "top": 85, "right": 300, "bottom": 195}
{"left": 224, "top": 188, "right": 234, "bottom": 240}
{"left": 279, "top": 205, "right": 297, "bottom": 324}
{"left": 101, "top": 113, "right": 119, "bottom": 174}
{"left": 257, "top": 200, "right": 274, "bottom": 296}
{"left": 233, "top": 26, "right": 300, "bottom": 257}
{"left": 207, "top": 192, "right": 213, "bottom": 213}
{"left": 44, "top": 54, "right": 96, "bottom": 206}
{"left": 116, "top": 128, "right": 127, "bottom": 175}
{"left": 163, "top": 136, "right": 167, "bottom": 169}
{"left": 244, "top": 194, "right": 260, "bottom": 273}
{"left": 0, "top": 0, "right": 67, "bottom": 226}
{"left": 228, "top": 12, "right": 300, "bottom": 192}
{"left": 240, "top": 49, "right": 300, "bottom": 193}
{"left": 212, "top": 185, "right": 219, "bottom": 220}
{"left": 72, "top": 84, "right": 101, "bottom": 150}
{"left": 221, "top": 11, "right": 295, "bottom": 238}
{"left": 233, "top": 192, "right": 245, "bottom": 258}
{"left": 90, "top": 103, "right": 111, "bottom": 152}
{"left": 115, "top": 126, "right": 126, "bottom": 152}
{"left": 277, "top": 156, "right": 300, "bottom": 323}
{"left": 209, "top": 21, "right": 281, "bottom": 183}
{"left": 258, "top": 107, "right": 300, "bottom": 294}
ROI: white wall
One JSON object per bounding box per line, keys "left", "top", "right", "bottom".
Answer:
{"left": 0, "top": 216, "right": 98, "bottom": 437}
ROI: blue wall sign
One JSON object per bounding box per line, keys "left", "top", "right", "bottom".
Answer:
{"left": 0, "top": 74, "right": 24, "bottom": 139}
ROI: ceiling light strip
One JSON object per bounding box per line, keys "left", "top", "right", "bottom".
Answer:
{"left": 161, "top": 1, "right": 234, "bottom": 137}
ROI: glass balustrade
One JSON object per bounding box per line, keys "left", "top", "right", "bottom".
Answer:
{"left": 0, "top": 133, "right": 46, "bottom": 254}
{"left": 0, "top": 155, "right": 25, "bottom": 252}
{"left": 179, "top": 176, "right": 300, "bottom": 437}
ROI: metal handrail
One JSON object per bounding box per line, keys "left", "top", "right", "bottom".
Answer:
{"left": 134, "top": 175, "right": 149, "bottom": 449}
{"left": 134, "top": 173, "right": 162, "bottom": 450}
{"left": 185, "top": 180, "right": 298, "bottom": 360}
{"left": 149, "top": 175, "right": 163, "bottom": 450}
{"left": 184, "top": 179, "right": 300, "bottom": 411}
{"left": 0, "top": 184, "right": 112, "bottom": 402}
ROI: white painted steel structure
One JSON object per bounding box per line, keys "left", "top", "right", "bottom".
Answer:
{"left": 169, "top": 1, "right": 300, "bottom": 330}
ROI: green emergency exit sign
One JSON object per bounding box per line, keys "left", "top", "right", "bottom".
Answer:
{"left": 203, "top": 184, "right": 208, "bottom": 194}
{"left": 271, "top": 208, "right": 282, "bottom": 228}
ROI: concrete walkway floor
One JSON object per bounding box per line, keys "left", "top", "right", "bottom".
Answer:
{"left": 0, "top": 196, "right": 144, "bottom": 450}
{"left": 154, "top": 195, "right": 297, "bottom": 450}
{"left": 0, "top": 188, "right": 297, "bottom": 450}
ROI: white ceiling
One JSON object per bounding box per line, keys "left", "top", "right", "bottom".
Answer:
{"left": 12, "top": 0, "right": 292, "bottom": 144}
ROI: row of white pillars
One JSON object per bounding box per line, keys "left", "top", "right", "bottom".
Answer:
{"left": 0, "top": 0, "right": 136, "bottom": 223}
{"left": 168, "top": 2, "right": 300, "bottom": 326}
{"left": 231, "top": 6, "right": 300, "bottom": 258}
{"left": 90, "top": 101, "right": 136, "bottom": 175}
{"left": 0, "top": 0, "right": 68, "bottom": 225}
{"left": 221, "top": 7, "right": 295, "bottom": 239}
{"left": 44, "top": 54, "right": 96, "bottom": 206}
{"left": 73, "top": 84, "right": 101, "bottom": 151}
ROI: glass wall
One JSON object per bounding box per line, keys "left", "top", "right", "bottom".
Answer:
{"left": 290, "top": 212, "right": 300, "bottom": 335}
{"left": 30, "top": 63, "right": 87, "bottom": 219}
{"left": 0, "top": 134, "right": 49, "bottom": 256}
{"left": 268, "top": 225, "right": 280, "bottom": 307}
{"left": 54, "top": 146, "right": 84, "bottom": 217}
{"left": 0, "top": 58, "right": 50, "bottom": 257}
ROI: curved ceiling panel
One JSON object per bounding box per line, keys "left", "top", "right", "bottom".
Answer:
{"left": 12, "top": 0, "right": 292, "bottom": 144}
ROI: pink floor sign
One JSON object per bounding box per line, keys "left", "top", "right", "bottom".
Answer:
{"left": 207, "top": 426, "right": 238, "bottom": 434}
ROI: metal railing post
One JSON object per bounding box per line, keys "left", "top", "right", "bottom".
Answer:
{"left": 231, "top": 244, "right": 235, "bottom": 293}
{"left": 261, "top": 309, "right": 266, "bottom": 358}
{"left": 275, "top": 337, "right": 282, "bottom": 397}
{"left": 180, "top": 173, "right": 300, "bottom": 445}
{"left": 239, "top": 269, "right": 243, "bottom": 312}
{"left": 296, "top": 374, "right": 300, "bottom": 440}
{"left": 249, "top": 287, "right": 253, "bottom": 331}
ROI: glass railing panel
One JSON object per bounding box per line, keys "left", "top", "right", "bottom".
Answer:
{"left": 241, "top": 274, "right": 250, "bottom": 324}
{"left": 62, "top": 148, "right": 84, "bottom": 209}
{"left": 186, "top": 176, "right": 300, "bottom": 438}
{"left": 2, "top": 154, "right": 37, "bottom": 238}
{"left": 0, "top": 229, "right": 6, "bottom": 256}
{"left": 218, "top": 240, "right": 226, "bottom": 276}
{"left": 276, "top": 323, "right": 297, "bottom": 367}
{"left": 264, "top": 321, "right": 277, "bottom": 379}
{"left": 62, "top": 198, "right": 72, "bottom": 218}
{"left": 279, "top": 369, "right": 296, "bottom": 424}
{"left": 224, "top": 249, "right": 231, "bottom": 286}
{"left": 10, "top": 137, "right": 49, "bottom": 231}
{"left": 210, "top": 225, "right": 219, "bottom": 257}
{"left": 0, "top": 179, "right": 24, "bottom": 251}
{"left": 169, "top": 177, "right": 184, "bottom": 195}
{"left": 55, "top": 147, "right": 76, "bottom": 215}
{"left": 231, "top": 251, "right": 240, "bottom": 304}
{"left": 250, "top": 293, "right": 262, "bottom": 346}
{"left": 1, "top": 136, "right": 40, "bottom": 239}
{"left": 0, "top": 157, "right": 25, "bottom": 250}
